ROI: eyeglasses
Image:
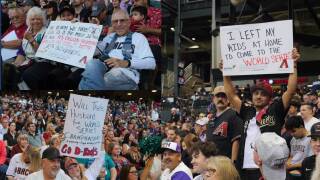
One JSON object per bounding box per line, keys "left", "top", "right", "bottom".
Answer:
{"left": 112, "top": 18, "right": 129, "bottom": 24}
{"left": 214, "top": 93, "right": 227, "bottom": 98}
{"left": 9, "top": 16, "right": 20, "bottom": 20}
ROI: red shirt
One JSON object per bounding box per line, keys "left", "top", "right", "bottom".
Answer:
{"left": 145, "top": 7, "right": 161, "bottom": 46}
{"left": 0, "top": 140, "right": 6, "bottom": 165}
{"left": 2, "top": 23, "right": 28, "bottom": 39}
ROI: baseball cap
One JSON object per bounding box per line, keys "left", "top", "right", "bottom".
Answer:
{"left": 42, "top": 147, "right": 60, "bottom": 160}
{"left": 64, "top": 158, "right": 79, "bottom": 169}
{"left": 59, "top": 4, "right": 75, "bottom": 15}
{"left": 255, "top": 133, "right": 289, "bottom": 180}
{"left": 91, "top": 2, "right": 106, "bottom": 17}
{"left": 196, "top": 117, "right": 209, "bottom": 126}
{"left": 251, "top": 82, "right": 273, "bottom": 97}
{"left": 43, "top": 1, "right": 57, "bottom": 9}
{"left": 308, "top": 122, "right": 320, "bottom": 138}
{"left": 161, "top": 141, "right": 181, "bottom": 153}
{"left": 21, "top": 0, "right": 34, "bottom": 6}
{"left": 212, "top": 86, "right": 226, "bottom": 95}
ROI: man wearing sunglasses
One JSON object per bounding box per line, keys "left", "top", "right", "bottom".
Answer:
{"left": 301, "top": 122, "right": 320, "bottom": 180}
{"left": 206, "top": 86, "right": 242, "bottom": 164}
{"left": 79, "top": 9, "right": 156, "bottom": 90}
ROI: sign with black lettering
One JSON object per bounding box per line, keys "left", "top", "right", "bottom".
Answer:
{"left": 60, "top": 94, "right": 108, "bottom": 158}
{"left": 220, "top": 20, "right": 293, "bottom": 76}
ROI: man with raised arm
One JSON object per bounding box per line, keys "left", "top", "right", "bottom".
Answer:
{"left": 222, "top": 48, "right": 300, "bottom": 180}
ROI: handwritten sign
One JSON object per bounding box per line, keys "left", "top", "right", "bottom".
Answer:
{"left": 60, "top": 94, "right": 108, "bottom": 158}
{"left": 36, "top": 21, "right": 102, "bottom": 68}
{"left": 220, "top": 20, "right": 293, "bottom": 76}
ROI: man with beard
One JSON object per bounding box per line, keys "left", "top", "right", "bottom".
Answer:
{"left": 26, "top": 147, "right": 71, "bottom": 180}
{"left": 206, "top": 86, "right": 242, "bottom": 163}
{"left": 222, "top": 48, "right": 300, "bottom": 180}
{"left": 160, "top": 141, "right": 193, "bottom": 180}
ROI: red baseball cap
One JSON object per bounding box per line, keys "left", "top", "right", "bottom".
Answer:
{"left": 251, "top": 82, "right": 273, "bottom": 97}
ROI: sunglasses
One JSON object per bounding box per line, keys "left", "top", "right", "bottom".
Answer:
{"left": 214, "top": 93, "right": 227, "bottom": 98}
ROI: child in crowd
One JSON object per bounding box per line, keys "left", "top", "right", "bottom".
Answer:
{"left": 285, "top": 116, "right": 313, "bottom": 180}
{"left": 130, "top": 5, "right": 147, "bottom": 32}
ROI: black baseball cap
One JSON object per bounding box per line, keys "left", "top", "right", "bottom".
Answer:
{"left": 42, "top": 147, "right": 60, "bottom": 160}
{"left": 91, "top": 2, "right": 106, "bottom": 17}
{"left": 308, "top": 122, "right": 320, "bottom": 138}
{"left": 43, "top": 1, "right": 57, "bottom": 9}
{"left": 59, "top": 4, "right": 75, "bottom": 15}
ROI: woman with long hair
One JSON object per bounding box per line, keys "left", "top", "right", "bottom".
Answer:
{"left": 109, "top": 143, "right": 129, "bottom": 176}
{"left": 4, "top": 122, "right": 18, "bottom": 150}
{"left": 6, "top": 146, "right": 41, "bottom": 179}
{"left": 203, "top": 156, "right": 240, "bottom": 180}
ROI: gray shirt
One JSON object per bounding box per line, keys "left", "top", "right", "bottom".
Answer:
{"left": 290, "top": 136, "right": 313, "bottom": 164}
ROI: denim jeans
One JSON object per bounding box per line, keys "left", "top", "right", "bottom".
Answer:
{"left": 79, "top": 59, "right": 138, "bottom": 90}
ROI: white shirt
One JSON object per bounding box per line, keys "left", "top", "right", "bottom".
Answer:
{"left": 97, "top": 32, "right": 156, "bottom": 84}
{"left": 26, "top": 169, "right": 71, "bottom": 180}
{"left": 161, "top": 161, "right": 193, "bottom": 180}
{"left": 6, "top": 153, "right": 30, "bottom": 179}
{"left": 84, "top": 151, "right": 106, "bottom": 180}
{"left": 304, "top": 117, "right": 320, "bottom": 132}
{"left": 243, "top": 115, "right": 261, "bottom": 169}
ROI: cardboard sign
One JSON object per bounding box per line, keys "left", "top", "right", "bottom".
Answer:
{"left": 36, "top": 21, "right": 102, "bottom": 68}
{"left": 220, "top": 20, "right": 293, "bottom": 76}
{"left": 60, "top": 94, "right": 108, "bottom": 158}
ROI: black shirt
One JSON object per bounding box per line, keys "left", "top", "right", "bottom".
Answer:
{"left": 237, "top": 98, "right": 288, "bottom": 170}
{"left": 301, "top": 155, "right": 316, "bottom": 180}
{"left": 3, "top": 132, "right": 18, "bottom": 147}
{"left": 206, "top": 108, "right": 242, "bottom": 158}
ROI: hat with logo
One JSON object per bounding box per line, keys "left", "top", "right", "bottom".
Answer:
{"left": 196, "top": 117, "right": 209, "bottom": 126}
{"left": 255, "top": 132, "right": 289, "bottom": 180}
{"left": 308, "top": 122, "right": 320, "bottom": 138}
{"left": 161, "top": 141, "right": 181, "bottom": 153}
{"left": 251, "top": 82, "right": 273, "bottom": 97}
{"left": 42, "top": 147, "right": 60, "bottom": 160}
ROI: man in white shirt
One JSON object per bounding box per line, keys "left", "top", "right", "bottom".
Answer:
{"left": 26, "top": 147, "right": 71, "bottom": 180}
{"left": 300, "top": 103, "right": 320, "bottom": 132}
{"left": 79, "top": 9, "right": 156, "bottom": 90}
{"left": 160, "top": 141, "right": 193, "bottom": 180}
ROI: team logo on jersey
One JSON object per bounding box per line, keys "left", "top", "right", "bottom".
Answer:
{"left": 212, "top": 122, "right": 228, "bottom": 137}
{"left": 259, "top": 114, "right": 276, "bottom": 128}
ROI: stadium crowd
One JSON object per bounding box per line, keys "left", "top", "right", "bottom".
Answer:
{"left": 2, "top": 0, "right": 161, "bottom": 90}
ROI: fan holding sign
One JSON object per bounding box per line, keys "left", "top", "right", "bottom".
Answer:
{"left": 220, "top": 20, "right": 300, "bottom": 180}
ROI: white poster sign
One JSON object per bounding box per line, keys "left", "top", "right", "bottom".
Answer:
{"left": 36, "top": 21, "right": 102, "bottom": 68}
{"left": 60, "top": 94, "right": 108, "bottom": 158}
{"left": 220, "top": 20, "right": 293, "bottom": 76}
{"left": 1, "top": 31, "right": 19, "bottom": 61}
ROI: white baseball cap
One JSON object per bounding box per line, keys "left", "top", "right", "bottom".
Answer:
{"left": 195, "top": 117, "right": 209, "bottom": 126}
{"left": 161, "top": 141, "right": 181, "bottom": 153}
{"left": 255, "top": 133, "right": 289, "bottom": 180}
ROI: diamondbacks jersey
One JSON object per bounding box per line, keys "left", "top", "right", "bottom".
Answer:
{"left": 6, "top": 153, "right": 30, "bottom": 179}
{"left": 97, "top": 32, "right": 156, "bottom": 84}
